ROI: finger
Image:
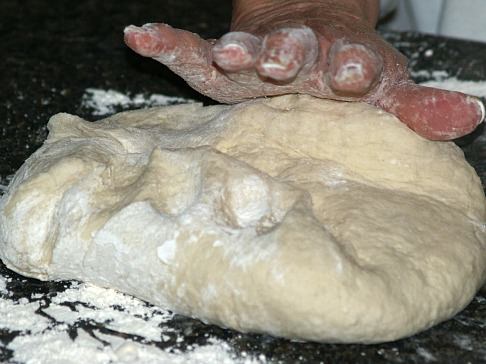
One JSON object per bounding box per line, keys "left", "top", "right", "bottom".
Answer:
{"left": 256, "top": 26, "right": 318, "bottom": 82}
{"left": 212, "top": 32, "right": 262, "bottom": 72}
{"left": 124, "top": 23, "right": 248, "bottom": 104}
{"left": 377, "top": 83, "right": 485, "bottom": 140}
{"left": 124, "top": 23, "right": 211, "bottom": 66}
{"left": 328, "top": 40, "right": 383, "bottom": 97}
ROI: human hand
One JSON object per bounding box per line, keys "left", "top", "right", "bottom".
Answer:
{"left": 124, "top": 0, "right": 484, "bottom": 140}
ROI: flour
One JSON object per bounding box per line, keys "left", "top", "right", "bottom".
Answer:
{"left": 411, "top": 67, "right": 486, "bottom": 98}
{"left": 420, "top": 77, "right": 486, "bottom": 98}
{"left": 0, "top": 275, "right": 7, "bottom": 294}
{"left": 452, "top": 334, "right": 474, "bottom": 351}
{"left": 0, "top": 175, "right": 13, "bottom": 194}
{"left": 0, "top": 280, "right": 264, "bottom": 364}
{"left": 8, "top": 331, "right": 261, "bottom": 364}
{"left": 157, "top": 238, "right": 178, "bottom": 264}
{"left": 81, "top": 88, "right": 192, "bottom": 116}
{"left": 412, "top": 69, "right": 449, "bottom": 80}
{"left": 8, "top": 329, "right": 261, "bottom": 364}
{"left": 415, "top": 347, "right": 438, "bottom": 362}
{"left": 0, "top": 298, "right": 51, "bottom": 334}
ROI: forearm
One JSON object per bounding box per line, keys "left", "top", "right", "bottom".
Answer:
{"left": 232, "top": 0, "right": 380, "bottom": 30}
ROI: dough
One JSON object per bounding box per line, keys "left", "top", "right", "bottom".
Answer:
{"left": 1, "top": 95, "right": 485, "bottom": 343}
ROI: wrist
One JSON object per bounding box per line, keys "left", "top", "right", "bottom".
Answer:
{"left": 232, "top": 0, "right": 380, "bottom": 31}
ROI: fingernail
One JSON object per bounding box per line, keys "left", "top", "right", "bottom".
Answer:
{"left": 476, "top": 98, "right": 485, "bottom": 124}
{"left": 334, "top": 62, "right": 365, "bottom": 84}
{"left": 213, "top": 42, "right": 247, "bottom": 54}
{"left": 124, "top": 25, "right": 141, "bottom": 34}
{"left": 215, "top": 32, "right": 261, "bottom": 53}
{"left": 142, "top": 23, "right": 158, "bottom": 29}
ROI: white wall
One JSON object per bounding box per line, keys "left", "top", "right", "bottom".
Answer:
{"left": 381, "top": 0, "right": 486, "bottom": 43}
{"left": 439, "top": 0, "right": 486, "bottom": 42}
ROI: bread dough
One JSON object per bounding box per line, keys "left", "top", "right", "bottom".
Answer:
{"left": 1, "top": 95, "right": 485, "bottom": 343}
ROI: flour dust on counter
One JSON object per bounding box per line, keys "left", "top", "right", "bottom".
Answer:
{"left": 0, "top": 275, "right": 265, "bottom": 364}
{"left": 0, "top": 275, "right": 8, "bottom": 295}
{"left": 80, "top": 88, "right": 193, "bottom": 116}
{"left": 420, "top": 77, "right": 486, "bottom": 98}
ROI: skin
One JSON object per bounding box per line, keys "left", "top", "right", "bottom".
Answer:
{"left": 124, "top": 0, "right": 485, "bottom": 141}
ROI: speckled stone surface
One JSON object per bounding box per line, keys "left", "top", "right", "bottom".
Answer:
{"left": 1, "top": 1, "right": 486, "bottom": 363}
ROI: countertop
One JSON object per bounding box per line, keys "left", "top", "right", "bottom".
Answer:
{"left": 1, "top": 1, "right": 486, "bottom": 363}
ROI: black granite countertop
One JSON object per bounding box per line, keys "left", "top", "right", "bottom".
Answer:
{"left": 1, "top": 1, "right": 486, "bottom": 363}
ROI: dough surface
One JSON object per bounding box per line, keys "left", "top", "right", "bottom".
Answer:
{"left": 1, "top": 95, "right": 486, "bottom": 343}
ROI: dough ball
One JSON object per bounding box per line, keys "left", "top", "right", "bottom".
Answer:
{"left": 1, "top": 95, "right": 485, "bottom": 343}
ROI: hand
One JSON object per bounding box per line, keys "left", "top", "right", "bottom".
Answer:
{"left": 124, "top": 0, "right": 484, "bottom": 140}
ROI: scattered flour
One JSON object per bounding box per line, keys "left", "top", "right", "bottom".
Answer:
{"left": 453, "top": 334, "right": 474, "bottom": 351}
{"left": 0, "top": 275, "right": 7, "bottom": 295}
{"left": 157, "top": 239, "right": 177, "bottom": 265}
{"left": 420, "top": 77, "right": 486, "bottom": 97}
{"left": 8, "top": 331, "right": 261, "bottom": 364}
{"left": 0, "top": 281, "right": 264, "bottom": 364}
{"left": 416, "top": 347, "right": 438, "bottom": 362}
{"left": 0, "top": 298, "right": 52, "bottom": 335}
{"left": 0, "top": 175, "right": 13, "bottom": 194}
{"left": 412, "top": 69, "right": 450, "bottom": 80}
{"left": 411, "top": 68, "right": 486, "bottom": 98}
{"left": 81, "top": 88, "right": 192, "bottom": 116}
